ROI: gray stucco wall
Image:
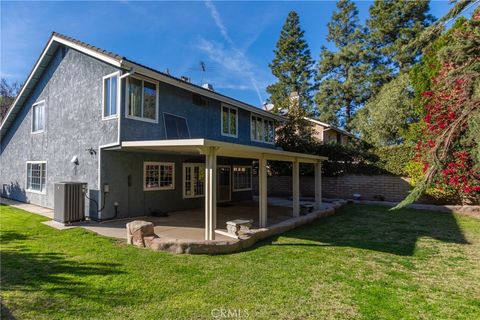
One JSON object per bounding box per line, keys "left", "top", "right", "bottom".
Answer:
{"left": 0, "top": 46, "right": 119, "bottom": 210}
{"left": 1, "top": 44, "right": 269, "bottom": 219}
{"left": 121, "top": 81, "right": 277, "bottom": 149}
{"left": 99, "top": 151, "right": 254, "bottom": 219}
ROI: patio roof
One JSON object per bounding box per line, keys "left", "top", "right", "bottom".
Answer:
{"left": 117, "top": 138, "right": 325, "bottom": 241}
{"left": 120, "top": 139, "right": 327, "bottom": 163}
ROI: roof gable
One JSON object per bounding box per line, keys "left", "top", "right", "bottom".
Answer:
{"left": 1, "top": 32, "right": 283, "bottom": 139}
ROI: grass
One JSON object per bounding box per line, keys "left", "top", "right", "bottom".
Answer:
{"left": 1, "top": 204, "right": 479, "bottom": 320}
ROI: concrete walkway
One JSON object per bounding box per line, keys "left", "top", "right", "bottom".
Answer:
{"left": 1, "top": 197, "right": 53, "bottom": 219}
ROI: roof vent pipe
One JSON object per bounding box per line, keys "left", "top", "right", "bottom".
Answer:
{"left": 202, "top": 83, "right": 214, "bottom": 91}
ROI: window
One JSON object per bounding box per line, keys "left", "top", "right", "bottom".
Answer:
{"left": 251, "top": 115, "right": 275, "bottom": 143}
{"left": 164, "top": 113, "right": 190, "bottom": 139}
{"left": 221, "top": 105, "right": 237, "bottom": 137}
{"left": 183, "top": 163, "right": 205, "bottom": 198}
{"left": 27, "top": 162, "right": 46, "bottom": 193}
{"left": 127, "top": 77, "right": 158, "bottom": 122}
{"left": 32, "top": 101, "right": 45, "bottom": 133}
{"left": 143, "top": 162, "right": 174, "bottom": 191}
{"left": 233, "top": 166, "right": 252, "bottom": 191}
{"left": 103, "top": 72, "right": 119, "bottom": 118}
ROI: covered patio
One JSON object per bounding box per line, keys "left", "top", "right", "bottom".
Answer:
{"left": 79, "top": 199, "right": 324, "bottom": 241}
{"left": 117, "top": 139, "right": 327, "bottom": 241}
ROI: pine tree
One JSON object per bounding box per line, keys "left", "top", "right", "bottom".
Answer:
{"left": 275, "top": 92, "right": 315, "bottom": 153}
{"left": 267, "top": 11, "right": 315, "bottom": 114}
{"left": 367, "top": 0, "right": 434, "bottom": 73}
{"left": 315, "top": 0, "right": 372, "bottom": 130}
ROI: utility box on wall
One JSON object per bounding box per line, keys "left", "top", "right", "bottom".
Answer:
{"left": 54, "top": 182, "right": 87, "bottom": 224}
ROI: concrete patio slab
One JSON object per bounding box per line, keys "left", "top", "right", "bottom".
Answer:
{"left": 74, "top": 201, "right": 299, "bottom": 241}
{"left": 1, "top": 195, "right": 344, "bottom": 254}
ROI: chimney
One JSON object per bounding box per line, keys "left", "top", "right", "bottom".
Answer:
{"left": 289, "top": 91, "right": 300, "bottom": 112}
{"left": 290, "top": 91, "right": 299, "bottom": 101}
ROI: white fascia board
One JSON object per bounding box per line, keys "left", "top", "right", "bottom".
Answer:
{"left": 0, "top": 36, "right": 122, "bottom": 132}
{"left": 52, "top": 36, "right": 122, "bottom": 67}
{"left": 0, "top": 37, "right": 56, "bottom": 131}
{"left": 121, "top": 139, "right": 327, "bottom": 162}
{"left": 305, "top": 117, "right": 331, "bottom": 128}
{"left": 122, "top": 139, "right": 206, "bottom": 148}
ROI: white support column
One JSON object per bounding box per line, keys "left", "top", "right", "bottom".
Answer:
{"left": 315, "top": 161, "right": 323, "bottom": 209}
{"left": 212, "top": 150, "right": 217, "bottom": 231}
{"left": 205, "top": 147, "right": 217, "bottom": 240}
{"left": 292, "top": 158, "right": 300, "bottom": 217}
{"left": 258, "top": 155, "right": 268, "bottom": 228}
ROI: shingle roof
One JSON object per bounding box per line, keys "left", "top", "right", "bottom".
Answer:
{"left": 52, "top": 32, "right": 124, "bottom": 61}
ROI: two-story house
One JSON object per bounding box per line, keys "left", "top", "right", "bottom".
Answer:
{"left": 0, "top": 32, "right": 326, "bottom": 240}
{"left": 306, "top": 118, "right": 355, "bottom": 146}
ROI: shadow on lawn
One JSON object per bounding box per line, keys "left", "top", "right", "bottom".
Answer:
{"left": 1, "top": 232, "right": 128, "bottom": 317}
{"left": 269, "top": 204, "right": 469, "bottom": 256}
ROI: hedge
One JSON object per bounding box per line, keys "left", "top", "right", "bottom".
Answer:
{"left": 268, "top": 142, "right": 415, "bottom": 177}
{"left": 317, "top": 143, "right": 414, "bottom": 177}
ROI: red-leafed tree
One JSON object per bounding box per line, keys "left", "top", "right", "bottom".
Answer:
{"left": 396, "top": 7, "right": 480, "bottom": 207}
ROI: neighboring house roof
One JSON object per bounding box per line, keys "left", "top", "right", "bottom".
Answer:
{"left": 0, "top": 32, "right": 284, "bottom": 139}
{"left": 306, "top": 117, "right": 355, "bottom": 139}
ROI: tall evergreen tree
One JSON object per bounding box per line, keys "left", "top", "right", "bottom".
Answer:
{"left": 267, "top": 11, "right": 315, "bottom": 114}
{"left": 367, "top": 0, "right": 434, "bottom": 73}
{"left": 315, "top": 0, "right": 372, "bottom": 130}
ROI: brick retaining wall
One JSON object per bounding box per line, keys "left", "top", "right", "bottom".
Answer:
{"left": 253, "top": 174, "right": 412, "bottom": 202}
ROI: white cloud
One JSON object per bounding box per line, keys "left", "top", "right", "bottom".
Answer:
{"left": 202, "top": 0, "right": 265, "bottom": 104}
{"left": 196, "top": 38, "right": 265, "bottom": 104}
{"left": 204, "top": 0, "right": 233, "bottom": 45}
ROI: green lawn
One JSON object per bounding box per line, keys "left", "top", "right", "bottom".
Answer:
{"left": 1, "top": 204, "right": 479, "bottom": 320}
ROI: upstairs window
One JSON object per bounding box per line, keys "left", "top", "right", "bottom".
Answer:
{"left": 32, "top": 101, "right": 45, "bottom": 133}
{"left": 27, "top": 161, "right": 46, "bottom": 193}
{"left": 127, "top": 77, "right": 158, "bottom": 122}
{"left": 221, "top": 105, "right": 237, "bottom": 137}
{"left": 164, "top": 113, "right": 190, "bottom": 139}
{"left": 251, "top": 115, "right": 275, "bottom": 143}
{"left": 143, "top": 162, "right": 174, "bottom": 191}
{"left": 103, "top": 72, "right": 119, "bottom": 118}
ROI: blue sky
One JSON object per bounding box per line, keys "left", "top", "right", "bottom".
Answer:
{"left": 0, "top": 0, "right": 469, "bottom": 107}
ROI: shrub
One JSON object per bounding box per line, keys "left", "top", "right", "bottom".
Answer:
{"left": 314, "top": 142, "right": 414, "bottom": 177}
{"left": 373, "top": 145, "right": 415, "bottom": 176}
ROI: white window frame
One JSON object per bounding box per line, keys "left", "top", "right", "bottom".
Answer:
{"left": 143, "top": 162, "right": 175, "bottom": 191}
{"left": 232, "top": 165, "right": 253, "bottom": 192}
{"left": 182, "top": 163, "right": 205, "bottom": 199}
{"left": 31, "top": 100, "right": 45, "bottom": 134}
{"left": 250, "top": 114, "right": 275, "bottom": 144}
{"left": 125, "top": 75, "right": 159, "bottom": 123}
{"left": 102, "top": 71, "right": 120, "bottom": 120}
{"left": 163, "top": 112, "right": 191, "bottom": 139}
{"left": 221, "top": 104, "right": 238, "bottom": 138}
{"left": 26, "top": 161, "right": 47, "bottom": 194}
